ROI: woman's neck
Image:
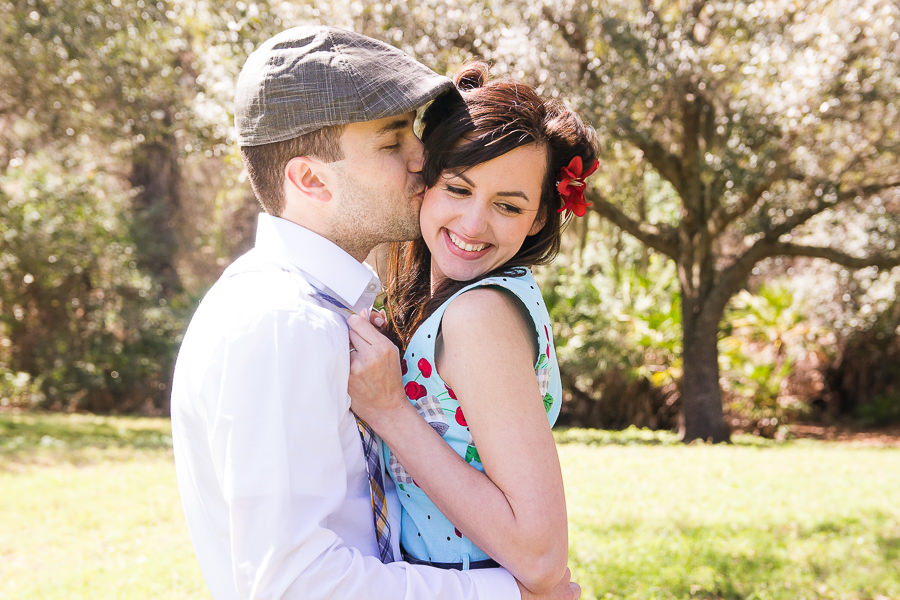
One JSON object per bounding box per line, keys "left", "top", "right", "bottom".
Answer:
{"left": 429, "top": 259, "right": 445, "bottom": 296}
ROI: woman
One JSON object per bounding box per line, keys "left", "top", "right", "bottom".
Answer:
{"left": 347, "top": 62, "right": 598, "bottom": 595}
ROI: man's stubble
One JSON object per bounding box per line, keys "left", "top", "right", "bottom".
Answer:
{"left": 328, "top": 164, "right": 423, "bottom": 260}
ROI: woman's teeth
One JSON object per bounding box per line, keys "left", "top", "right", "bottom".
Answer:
{"left": 448, "top": 231, "right": 489, "bottom": 252}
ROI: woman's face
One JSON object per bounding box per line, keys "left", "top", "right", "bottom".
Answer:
{"left": 420, "top": 143, "right": 547, "bottom": 288}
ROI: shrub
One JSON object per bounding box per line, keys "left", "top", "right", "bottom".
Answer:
{"left": 0, "top": 152, "right": 184, "bottom": 413}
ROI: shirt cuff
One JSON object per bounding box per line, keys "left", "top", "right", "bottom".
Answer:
{"left": 466, "top": 567, "right": 521, "bottom": 599}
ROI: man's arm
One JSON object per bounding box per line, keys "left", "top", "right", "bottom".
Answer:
{"left": 207, "top": 304, "right": 521, "bottom": 599}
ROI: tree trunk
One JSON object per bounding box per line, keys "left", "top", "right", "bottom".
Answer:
{"left": 129, "top": 133, "right": 182, "bottom": 297}
{"left": 680, "top": 294, "right": 730, "bottom": 443}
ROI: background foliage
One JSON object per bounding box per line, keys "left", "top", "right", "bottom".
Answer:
{"left": 1, "top": 0, "right": 898, "bottom": 438}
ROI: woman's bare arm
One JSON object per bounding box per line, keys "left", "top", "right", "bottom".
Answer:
{"left": 347, "top": 289, "right": 567, "bottom": 594}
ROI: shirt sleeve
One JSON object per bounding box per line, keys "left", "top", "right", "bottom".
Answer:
{"left": 209, "top": 305, "right": 520, "bottom": 599}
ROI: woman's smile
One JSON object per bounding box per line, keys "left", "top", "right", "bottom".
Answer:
{"left": 444, "top": 228, "right": 491, "bottom": 256}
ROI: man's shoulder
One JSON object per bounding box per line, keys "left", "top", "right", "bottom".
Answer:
{"left": 192, "top": 254, "right": 345, "bottom": 340}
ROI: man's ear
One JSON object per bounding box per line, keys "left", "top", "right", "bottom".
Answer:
{"left": 285, "top": 156, "right": 331, "bottom": 202}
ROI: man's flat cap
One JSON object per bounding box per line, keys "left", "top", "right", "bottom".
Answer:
{"left": 235, "top": 26, "right": 454, "bottom": 146}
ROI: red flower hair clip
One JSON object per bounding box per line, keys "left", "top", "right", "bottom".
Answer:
{"left": 556, "top": 156, "right": 599, "bottom": 217}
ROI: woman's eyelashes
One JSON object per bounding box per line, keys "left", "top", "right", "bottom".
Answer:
{"left": 443, "top": 184, "right": 471, "bottom": 196}
{"left": 442, "top": 184, "right": 526, "bottom": 215}
{"left": 497, "top": 202, "right": 524, "bottom": 215}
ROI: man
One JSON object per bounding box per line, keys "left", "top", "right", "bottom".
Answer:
{"left": 171, "top": 26, "right": 580, "bottom": 599}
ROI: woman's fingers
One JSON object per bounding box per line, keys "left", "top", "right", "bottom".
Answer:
{"left": 348, "top": 314, "right": 395, "bottom": 365}
{"left": 369, "top": 308, "right": 386, "bottom": 329}
{"left": 347, "top": 311, "right": 379, "bottom": 344}
{"left": 348, "top": 311, "right": 394, "bottom": 349}
{"left": 348, "top": 327, "right": 367, "bottom": 355}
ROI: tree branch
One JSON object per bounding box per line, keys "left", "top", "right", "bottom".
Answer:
{"left": 589, "top": 193, "right": 679, "bottom": 259}
{"left": 618, "top": 120, "right": 687, "bottom": 196}
{"left": 714, "top": 224, "right": 900, "bottom": 318}
{"left": 540, "top": 5, "right": 597, "bottom": 86}
{"left": 770, "top": 180, "right": 900, "bottom": 238}
{"left": 767, "top": 243, "right": 900, "bottom": 269}
{"left": 542, "top": 6, "right": 688, "bottom": 201}
{"left": 707, "top": 161, "right": 797, "bottom": 237}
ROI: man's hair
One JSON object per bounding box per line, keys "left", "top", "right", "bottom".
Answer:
{"left": 239, "top": 124, "right": 345, "bottom": 215}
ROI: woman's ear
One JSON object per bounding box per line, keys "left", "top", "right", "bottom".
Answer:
{"left": 528, "top": 209, "right": 547, "bottom": 236}
{"left": 285, "top": 156, "right": 331, "bottom": 202}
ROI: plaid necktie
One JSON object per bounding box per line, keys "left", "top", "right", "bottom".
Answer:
{"left": 306, "top": 281, "right": 393, "bottom": 562}
{"left": 355, "top": 416, "right": 394, "bottom": 563}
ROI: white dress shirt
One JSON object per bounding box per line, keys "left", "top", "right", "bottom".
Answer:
{"left": 171, "top": 214, "right": 519, "bottom": 599}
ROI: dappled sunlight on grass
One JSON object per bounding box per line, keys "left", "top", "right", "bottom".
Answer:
{"left": 2, "top": 413, "right": 898, "bottom": 599}
{"left": 554, "top": 426, "right": 681, "bottom": 446}
{"left": 0, "top": 412, "right": 172, "bottom": 470}
{"left": 560, "top": 441, "right": 900, "bottom": 599}
{"left": 0, "top": 413, "right": 206, "bottom": 599}
{"left": 553, "top": 425, "right": 776, "bottom": 447}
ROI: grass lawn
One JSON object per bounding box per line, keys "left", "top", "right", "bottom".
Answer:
{"left": 1, "top": 413, "right": 898, "bottom": 599}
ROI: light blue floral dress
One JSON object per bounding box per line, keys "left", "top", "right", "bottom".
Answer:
{"left": 385, "top": 267, "right": 562, "bottom": 568}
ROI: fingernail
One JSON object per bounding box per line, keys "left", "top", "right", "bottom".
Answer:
{"left": 374, "top": 317, "right": 385, "bottom": 326}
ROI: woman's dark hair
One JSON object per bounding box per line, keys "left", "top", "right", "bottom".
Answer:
{"left": 385, "top": 62, "right": 598, "bottom": 348}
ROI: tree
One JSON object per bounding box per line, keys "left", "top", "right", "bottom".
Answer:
{"left": 531, "top": 0, "right": 900, "bottom": 441}
{"left": 0, "top": 0, "right": 286, "bottom": 410}
{"left": 329, "top": 0, "right": 900, "bottom": 440}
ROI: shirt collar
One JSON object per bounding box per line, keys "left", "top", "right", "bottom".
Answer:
{"left": 253, "top": 213, "right": 380, "bottom": 311}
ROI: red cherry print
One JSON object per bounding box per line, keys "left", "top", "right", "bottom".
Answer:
{"left": 544, "top": 325, "right": 551, "bottom": 357}
{"left": 401, "top": 358, "right": 408, "bottom": 375}
{"left": 418, "top": 358, "right": 432, "bottom": 378}
{"left": 444, "top": 384, "right": 457, "bottom": 400}
{"left": 454, "top": 527, "right": 462, "bottom": 538}
{"left": 405, "top": 381, "right": 425, "bottom": 400}
{"left": 455, "top": 407, "right": 467, "bottom": 426}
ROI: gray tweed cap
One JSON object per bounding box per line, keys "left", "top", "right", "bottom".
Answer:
{"left": 235, "top": 26, "right": 455, "bottom": 146}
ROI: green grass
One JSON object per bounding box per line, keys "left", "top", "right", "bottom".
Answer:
{"left": 558, "top": 429, "right": 900, "bottom": 600}
{"left": 0, "top": 413, "right": 207, "bottom": 600}
{"left": 1, "top": 414, "right": 898, "bottom": 599}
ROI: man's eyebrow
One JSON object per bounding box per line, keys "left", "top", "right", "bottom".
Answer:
{"left": 450, "top": 172, "right": 530, "bottom": 200}
{"left": 376, "top": 116, "right": 413, "bottom": 135}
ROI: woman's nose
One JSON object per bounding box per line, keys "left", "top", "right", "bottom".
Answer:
{"left": 457, "top": 201, "right": 489, "bottom": 236}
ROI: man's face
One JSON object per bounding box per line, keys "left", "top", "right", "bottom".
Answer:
{"left": 324, "top": 112, "right": 426, "bottom": 259}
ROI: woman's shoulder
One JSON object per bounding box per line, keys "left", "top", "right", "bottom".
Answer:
{"left": 441, "top": 280, "right": 535, "bottom": 345}
{"left": 451, "top": 266, "right": 542, "bottom": 311}
{"left": 451, "top": 267, "right": 538, "bottom": 302}
{"left": 444, "top": 285, "right": 519, "bottom": 321}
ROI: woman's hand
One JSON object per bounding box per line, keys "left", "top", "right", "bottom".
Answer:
{"left": 368, "top": 308, "right": 388, "bottom": 333}
{"left": 347, "top": 311, "right": 408, "bottom": 426}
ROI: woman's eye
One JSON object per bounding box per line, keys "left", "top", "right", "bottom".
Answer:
{"left": 498, "top": 203, "right": 524, "bottom": 214}
{"left": 444, "top": 185, "right": 470, "bottom": 196}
